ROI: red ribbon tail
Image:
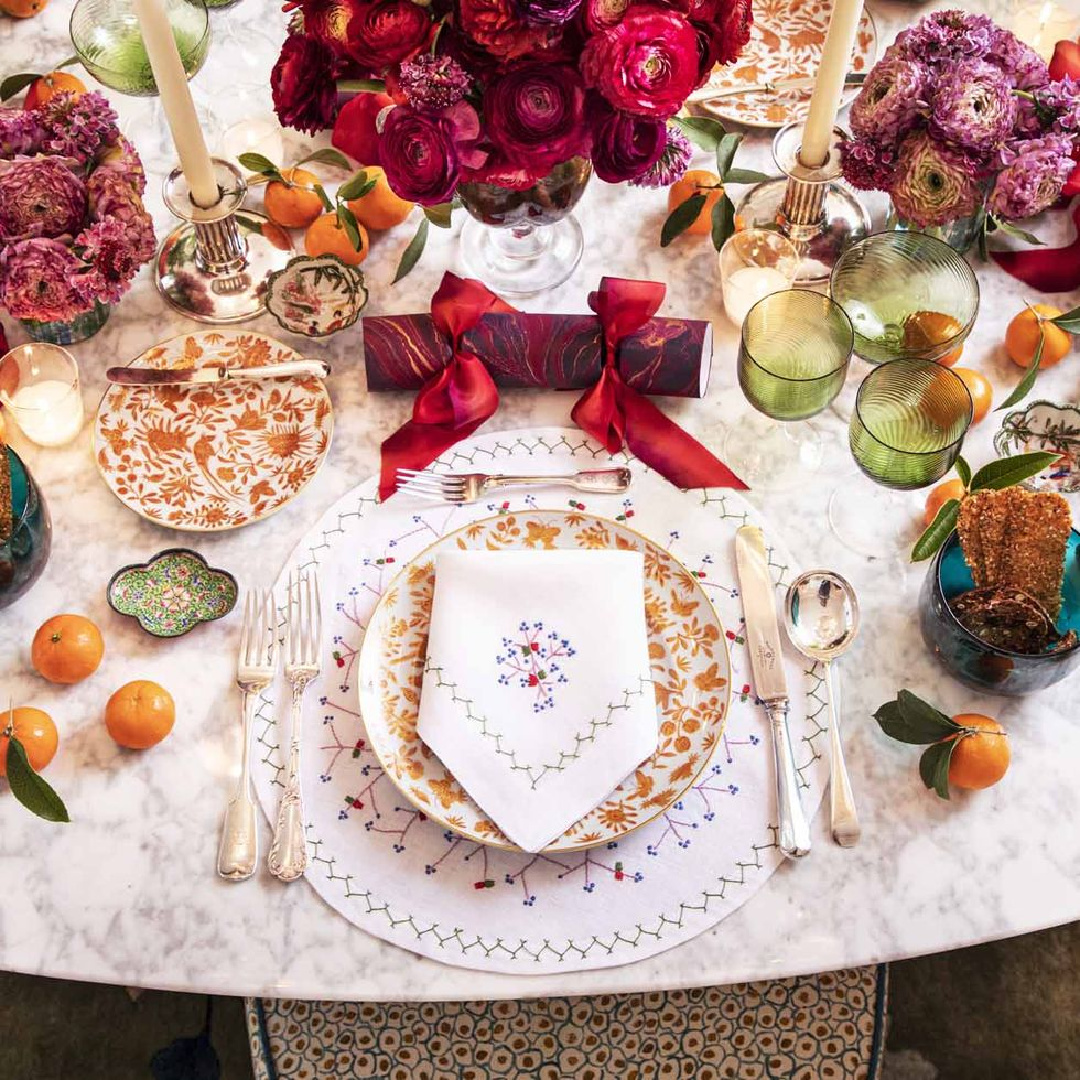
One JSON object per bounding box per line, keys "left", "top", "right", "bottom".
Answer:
{"left": 991, "top": 200, "right": 1080, "bottom": 293}
{"left": 379, "top": 413, "right": 493, "bottom": 500}
{"left": 571, "top": 367, "right": 625, "bottom": 453}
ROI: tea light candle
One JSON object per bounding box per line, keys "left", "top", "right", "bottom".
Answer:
{"left": 0, "top": 344, "right": 85, "bottom": 448}
{"left": 131, "top": 0, "right": 219, "bottom": 207}
{"left": 799, "top": 0, "right": 864, "bottom": 167}
{"left": 723, "top": 267, "right": 793, "bottom": 327}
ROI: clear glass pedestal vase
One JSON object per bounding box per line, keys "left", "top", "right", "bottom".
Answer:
{"left": 457, "top": 157, "right": 591, "bottom": 297}
{"left": 886, "top": 200, "right": 984, "bottom": 254}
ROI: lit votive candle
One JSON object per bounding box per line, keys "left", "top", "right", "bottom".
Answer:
{"left": 720, "top": 229, "right": 801, "bottom": 327}
{"left": 0, "top": 344, "right": 85, "bottom": 447}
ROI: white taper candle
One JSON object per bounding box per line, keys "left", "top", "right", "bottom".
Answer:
{"left": 799, "top": 0, "right": 864, "bottom": 168}
{"left": 131, "top": 0, "right": 219, "bottom": 207}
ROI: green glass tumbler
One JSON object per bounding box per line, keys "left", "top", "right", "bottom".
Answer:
{"left": 71, "top": 0, "right": 210, "bottom": 96}
{"left": 725, "top": 290, "right": 854, "bottom": 490}
{"left": 850, "top": 359, "right": 973, "bottom": 490}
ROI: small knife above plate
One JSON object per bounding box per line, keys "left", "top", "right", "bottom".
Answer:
{"left": 106, "top": 359, "right": 330, "bottom": 387}
{"left": 734, "top": 525, "right": 812, "bottom": 860}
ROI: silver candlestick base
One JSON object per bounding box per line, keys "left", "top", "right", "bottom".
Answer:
{"left": 735, "top": 124, "right": 870, "bottom": 287}
{"left": 155, "top": 159, "right": 294, "bottom": 323}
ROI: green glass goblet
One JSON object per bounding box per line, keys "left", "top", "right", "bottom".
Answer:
{"left": 830, "top": 232, "right": 980, "bottom": 366}
{"left": 723, "top": 289, "right": 854, "bottom": 491}
{"left": 829, "top": 359, "right": 973, "bottom": 557}
{"left": 71, "top": 0, "right": 210, "bottom": 96}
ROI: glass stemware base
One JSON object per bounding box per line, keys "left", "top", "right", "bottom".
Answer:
{"left": 723, "top": 413, "right": 826, "bottom": 492}
{"left": 827, "top": 485, "right": 923, "bottom": 560}
{"left": 460, "top": 215, "right": 584, "bottom": 298}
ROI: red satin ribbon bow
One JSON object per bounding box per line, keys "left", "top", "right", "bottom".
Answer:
{"left": 992, "top": 199, "right": 1080, "bottom": 293}
{"left": 571, "top": 277, "right": 748, "bottom": 490}
{"left": 378, "top": 272, "right": 514, "bottom": 500}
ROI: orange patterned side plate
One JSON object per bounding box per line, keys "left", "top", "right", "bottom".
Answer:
{"left": 94, "top": 332, "right": 333, "bottom": 532}
{"left": 700, "top": 0, "right": 877, "bottom": 129}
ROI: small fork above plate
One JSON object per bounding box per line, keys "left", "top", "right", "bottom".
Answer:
{"left": 397, "top": 467, "right": 631, "bottom": 504}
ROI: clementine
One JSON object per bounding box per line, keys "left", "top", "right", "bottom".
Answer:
{"left": 105, "top": 680, "right": 175, "bottom": 749}
{"left": 263, "top": 167, "right": 323, "bottom": 229}
{"left": 1004, "top": 304, "right": 1071, "bottom": 369}
{"left": 346, "top": 165, "right": 414, "bottom": 231}
{"left": 31, "top": 614, "right": 104, "bottom": 684}
{"left": 304, "top": 212, "right": 369, "bottom": 265}
{"left": 667, "top": 169, "right": 725, "bottom": 237}
{"left": 0, "top": 707, "right": 57, "bottom": 777}
{"left": 951, "top": 367, "right": 992, "bottom": 425}
{"left": 23, "top": 70, "right": 87, "bottom": 111}
{"left": 948, "top": 714, "right": 1010, "bottom": 790}
{"left": 924, "top": 478, "right": 967, "bottom": 527}
{"left": 903, "top": 311, "right": 964, "bottom": 367}
{"left": 0, "top": 0, "right": 48, "bottom": 18}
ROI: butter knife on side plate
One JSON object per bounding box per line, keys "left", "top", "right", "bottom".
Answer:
{"left": 105, "top": 359, "right": 330, "bottom": 387}
{"left": 734, "top": 525, "right": 811, "bottom": 859}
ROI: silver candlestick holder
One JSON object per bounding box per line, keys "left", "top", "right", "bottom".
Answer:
{"left": 155, "top": 159, "right": 294, "bottom": 323}
{"left": 735, "top": 123, "right": 870, "bottom": 287}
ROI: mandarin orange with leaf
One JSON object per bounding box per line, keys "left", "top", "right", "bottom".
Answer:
{"left": 304, "top": 212, "right": 369, "bottom": 265}
{"left": 948, "top": 714, "right": 1010, "bottom": 790}
{"left": 263, "top": 167, "right": 323, "bottom": 229}
{"left": 667, "top": 169, "right": 724, "bottom": 237}
{"left": 1005, "top": 304, "right": 1071, "bottom": 369}
{"left": 24, "top": 71, "right": 87, "bottom": 110}
{"left": 0, "top": 707, "right": 57, "bottom": 777}
{"left": 346, "top": 165, "right": 414, "bottom": 230}
{"left": 924, "top": 478, "right": 967, "bottom": 527}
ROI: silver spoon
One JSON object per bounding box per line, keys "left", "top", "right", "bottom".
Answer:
{"left": 783, "top": 571, "right": 861, "bottom": 847}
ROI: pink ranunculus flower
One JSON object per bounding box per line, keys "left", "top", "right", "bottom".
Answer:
{"left": 0, "top": 238, "right": 87, "bottom": 322}
{"left": 581, "top": 5, "right": 701, "bottom": 118}
{"left": 587, "top": 96, "right": 667, "bottom": 182}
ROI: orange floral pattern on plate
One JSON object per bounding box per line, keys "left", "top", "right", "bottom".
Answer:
{"left": 357, "top": 512, "right": 731, "bottom": 853}
{"left": 95, "top": 332, "right": 333, "bottom": 531}
{"left": 700, "top": 0, "right": 876, "bottom": 129}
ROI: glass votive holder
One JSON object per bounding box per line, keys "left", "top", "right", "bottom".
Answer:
{"left": 719, "top": 228, "right": 800, "bottom": 327}
{"left": 0, "top": 344, "right": 86, "bottom": 448}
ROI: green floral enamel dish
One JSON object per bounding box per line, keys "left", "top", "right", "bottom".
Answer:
{"left": 107, "top": 549, "right": 238, "bottom": 637}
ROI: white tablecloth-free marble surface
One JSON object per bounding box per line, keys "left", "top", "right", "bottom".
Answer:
{"left": 2, "top": 0, "right": 1080, "bottom": 1001}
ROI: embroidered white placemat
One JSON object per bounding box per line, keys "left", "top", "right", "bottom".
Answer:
{"left": 418, "top": 550, "right": 659, "bottom": 852}
{"left": 254, "top": 428, "right": 828, "bottom": 974}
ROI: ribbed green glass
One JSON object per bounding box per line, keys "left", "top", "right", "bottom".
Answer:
{"left": 70, "top": 0, "right": 209, "bottom": 96}
{"left": 850, "top": 359, "right": 973, "bottom": 490}
{"left": 737, "top": 290, "right": 853, "bottom": 422}
{"left": 830, "top": 232, "right": 979, "bottom": 365}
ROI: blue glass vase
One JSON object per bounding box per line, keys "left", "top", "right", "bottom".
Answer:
{"left": 20, "top": 301, "right": 110, "bottom": 346}
{"left": 0, "top": 446, "right": 51, "bottom": 609}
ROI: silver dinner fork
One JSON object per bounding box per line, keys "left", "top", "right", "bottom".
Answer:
{"left": 217, "top": 588, "right": 276, "bottom": 881}
{"left": 268, "top": 570, "right": 322, "bottom": 882}
{"left": 397, "top": 466, "right": 632, "bottom": 504}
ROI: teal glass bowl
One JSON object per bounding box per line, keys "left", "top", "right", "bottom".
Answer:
{"left": 1, "top": 447, "right": 52, "bottom": 609}
{"left": 919, "top": 530, "right": 1080, "bottom": 695}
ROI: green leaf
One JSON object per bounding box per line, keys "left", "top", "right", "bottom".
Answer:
{"left": 710, "top": 194, "right": 736, "bottom": 253}
{"left": 336, "top": 204, "right": 362, "bottom": 251}
{"left": 874, "top": 690, "right": 960, "bottom": 745}
{"left": 295, "top": 148, "right": 353, "bottom": 171}
{"left": 337, "top": 171, "right": 373, "bottom": 202}
{"left": 1050, "top": 304, "right": 1080, "bottom": 334}
{"left": 671, "top": 115, "right": 726, "bottom": 152}
{"left": 714, "top": 132, "right": 744, "bottom": 179}
{"left": 910, "top": 497, "right": 961, "bottom": 562}
{"left": 1, "top": 72, "right": 41, "bottom": 101}
{"left": 968, "top": 450, "right": 1061, "bottom": 491}
{"left": 313, "top": 183, "right": 334, "bottom": 212}
{"left": 992, "top": 218, "right": 1045, "bottom": 247}
{"left": 335, "top": 77, "right": 388, "bottom": 94}
{"left": 6, "top": 737, "right": 69, "bottom": 822}
{"left": 393, "top": 216, "right": 429, "bottom": 283}
{"left": 55, "top": 55, "right": 81, "bottom": 71}
{"left": 996, "top": 324, "right": 1043, "bottom": 411}
{"left": 722, "top": 168, "right": 771, "bottom": 185}
{"left": 660, "top": 193, "right": 707, "bottom": 247}
{"left": 955, "top": 455, "right": 971, "bottom": 489}
{"left": 977, "top": 218, "right": 989, "bottom": 261}
{"left": 919, "top": 739, "right": 957, "bottom": 800}
{"left": 237, "top": 152, "right": 279, "bottom": 176}
{"left": 423, "top": 202, "right": 454, "bottom": 229}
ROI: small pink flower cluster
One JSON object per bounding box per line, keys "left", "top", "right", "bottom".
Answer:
{"left": 0, "top": 92, "right": 155, "bottom": 324}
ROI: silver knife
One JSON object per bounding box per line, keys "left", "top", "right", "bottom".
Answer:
{"left": 734, "top": 525, "right": 811, "bottom": 859}
{"left": 106, "top": 359, "right": 330, "bottom": 387}
{"left": 687, "top": 72, "right": 866, "bottom": 104}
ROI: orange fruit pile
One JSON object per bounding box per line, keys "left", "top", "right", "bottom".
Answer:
{"left": 31, "top": 614, "right": 104, "bottom": 685}
{"left": 263, "top": 167, "right": 323, "bottom": 229}
{"left": 667, "top": 169, "right": 724, "bottom": 237}
{"left": 1005, "top": 304, "right": 1071, "bottom": 369}
{"left": 0, "top": 707, "right": 57, "bottom": 777}
{"left": 346, "top": 165, "right": 414, "bottom": 231}
{"left": 304, "top": 212, "right": 370, "bottom": 265}
{"left": 948, "top": 714, "right": 1010, "bottom": 790}
{"left": 105, "top": 680, "right": 175, "bottom": 750}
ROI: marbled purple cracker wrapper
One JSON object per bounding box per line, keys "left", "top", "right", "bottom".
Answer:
{"left": 363, "top": 311, "right": 713, "bottom": 397}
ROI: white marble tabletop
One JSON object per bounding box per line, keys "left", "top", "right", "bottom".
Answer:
{"left": 2, "top": 0, "right": 1080, "bottom": 1001}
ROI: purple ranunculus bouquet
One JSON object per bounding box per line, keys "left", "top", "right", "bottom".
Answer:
{"left": 270, "top": 0, "right": 753, "bottom": 204}
{"left": 841, "top": 9, "right": 1080, "bottom": 242}
{"left": 0, "top": 92, "right": 155, "bottom": 326}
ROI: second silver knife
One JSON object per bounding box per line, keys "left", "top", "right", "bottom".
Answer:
{"left": 106, "top": 359, "right": 330, "bottom": 387}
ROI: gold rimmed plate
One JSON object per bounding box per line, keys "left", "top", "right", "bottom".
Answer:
{"left": 94, "top": 331, "right": 333, "bottom": 532}
{"left": 357, "top": 510, "right": 731, "bottom": 853}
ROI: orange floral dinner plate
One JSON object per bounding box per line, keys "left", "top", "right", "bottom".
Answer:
{"left": 94, "top": 332, "right": 333, "bottom": 532}
{"left": 699, "top": 0, "right": 877, "bottom": 129}
{"left": 357, "top": 510, "right": 731, "bottom": 853}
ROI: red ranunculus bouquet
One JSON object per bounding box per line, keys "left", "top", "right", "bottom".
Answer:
{"left": 270, "top": 0, "right": 752, "bottom": 204}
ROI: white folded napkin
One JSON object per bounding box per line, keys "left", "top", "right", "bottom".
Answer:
{"left": 417, "top": 550, "right": 659, "bottom": 852}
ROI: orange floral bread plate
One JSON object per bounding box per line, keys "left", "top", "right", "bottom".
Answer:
{"left": 357, "top": 511, "right": 731, "bottom": 853}
{"left": 699, "top": 0, "right": 876, "bottom": 129}
{"left": 94, "top": 332, "right": 333, "bottom": 531}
